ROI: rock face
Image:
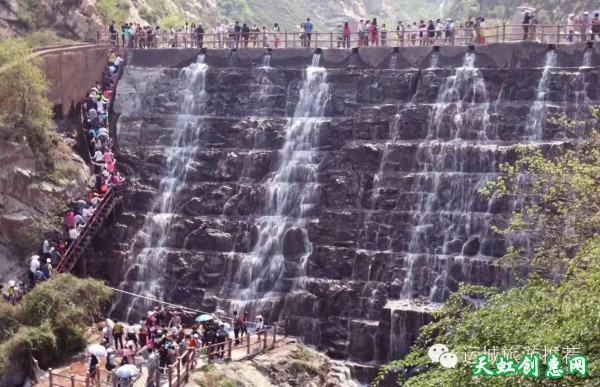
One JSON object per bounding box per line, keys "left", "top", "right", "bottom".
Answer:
{"left": 0, "top": 140, "right": 91, "bottom": 281}
{"left": 111, "top": 42, "right": 599, "bottom": 375}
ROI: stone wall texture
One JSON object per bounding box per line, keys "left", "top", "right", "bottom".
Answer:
{"left": 109, "top": 42, "right": 599, "bottom": 382}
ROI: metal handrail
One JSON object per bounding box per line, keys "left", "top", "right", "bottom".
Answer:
{"left": 95, "top": 24, "right": 594, "bottom": 49}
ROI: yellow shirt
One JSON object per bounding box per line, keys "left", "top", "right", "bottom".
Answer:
{"left": 108, "top": 53, "right": 117, "bottom": 63}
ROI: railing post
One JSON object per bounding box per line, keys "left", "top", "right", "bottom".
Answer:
{"left": 502, "top": 23, "right": 506, "bottom": 42}
{"left": 48, "top": 368, "right": 53, "bottom": 386}
{"left": 284, "top": 317, "right": 288, "bottom": 338}
{"left": 112, "top": 371, "right": 118, "bottom": 387}
{"left": 284, "top": 31, "right": 288, "bottom": 47}
{"left": 556, "top": 25, "right": 561, "bottom": 44}
{"left": 70, "top": 374, "right": 75, "bottom": 387}
{"left": 227, "top": 338, "right": 232, "bottom": 359}
{"left": 96, "top": 365, "right": 100, "bottom": 382}
{"left": 168, "top": 366, "right": 173, "bottom": 387}
{"left": 177, "top": 358, "right": 181, "bottom": 386}
{"left": 246, "top": 331, "right": 251, "bottom": 354}
{"left": 97, "top": 31, "right": 100, "bottom": 45}
{"left": 207, "top": 344, "right": 212, "bottom": 364}
{"left": 85, "top": 372, "right": 90, "bottom": 387}
{"left": 272, "top": 321, "right": 277, "bottom": 347}
{"left": 175, "top": 33, "right": 178, "bottom": 48}
{"left": 263, "top": 329, "right": 267, "bottom": 349}
{"left": 330, "top": 31, "right": 333, "bottom": 48}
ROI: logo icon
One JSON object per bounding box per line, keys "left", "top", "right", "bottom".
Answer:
{"left": 428, "top": 344, "right": 458, "bottom": 368}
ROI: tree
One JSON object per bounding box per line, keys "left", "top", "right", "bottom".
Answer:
{"left": 0, "top": 275, "right": 112, "bottom": 385}
{"left": 0, "top": 38, "right": 54, "bottom": 161}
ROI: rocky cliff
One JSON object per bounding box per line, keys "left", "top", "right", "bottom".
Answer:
{"left": 109, "top": 42, "right": 598, "bottom": 381}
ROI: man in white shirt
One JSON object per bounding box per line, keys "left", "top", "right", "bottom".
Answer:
{"left": 30, "top": 256, "right": 40, "bottom": 286}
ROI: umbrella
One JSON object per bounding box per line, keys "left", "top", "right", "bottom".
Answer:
{"left": 116, "top": 348, "right": 135, "bottom": 357}
{"left": 88, "top": 344, "right": 107, "bottom": 357}
{"left": 223, "top": 323, "right": 231, "bottom": 332}
{"left": 106, "top": 318, "right": 114, "bottom": 329}
{"left": 195, "top": 314, "right": 214, "bottom": 323}
{"left": 115, "top": 364, "right": 139, "bottom": 378}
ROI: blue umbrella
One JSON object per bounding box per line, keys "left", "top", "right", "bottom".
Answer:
{"left": 195, "top": 314, "right": 214, "bottom": 323}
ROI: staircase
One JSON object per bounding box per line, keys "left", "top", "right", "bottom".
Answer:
{"left": 56, "top": 183, "right": 126, "bottom": 273}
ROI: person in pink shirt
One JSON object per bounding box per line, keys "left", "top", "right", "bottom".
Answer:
{"left": 65, "top": 211, "right": 75, "bottom": 228}
{"left": 103, "top": 150, "right": 115, "bottom": 163}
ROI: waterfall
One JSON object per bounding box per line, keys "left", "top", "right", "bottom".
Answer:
{"left": 221, "top": 53, "right": 329, "bottom": 317}
{"left": 428, "top": 53, "right": 489, "bottom": 141}
{"left": 525, "top": 51, "right": 557, "bottom": 141}
{"left": 389, "top": 54, "right": 398, "bottom": 69}
{"left": 583, "top": 49, "right": 592, "bottom": 68}
{"left": 111, "top": 55, "right": 209, "bottom": 320}
{"left": 400, "top": 54, "right": 491, "bottom": 300}
{"left": 428, "top": 53, "right": 439, "bottom": 69}
{"left": 261, "top": 54, "right": 272, "bottom": 68}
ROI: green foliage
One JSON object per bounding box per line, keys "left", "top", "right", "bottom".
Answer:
{"left": 374, "top": 249, "right": 600, "bottom": 385}
{"left": 0, "top": 275, "right": 112, "bottom": 380}
{"left": 97, "top": 0, "right": 131, "bottom": 25}
{"left": 0, "top": 38, "right": 54, "bottom": 163}
{"left": 22, "top": 29, "right": 72, "bottom": 48}
{"left": 480, "top": 117, "right": 600, "bottom": 277}
{"left": 217, "top": 378, "right": 237, "bottom": 387}
{"left": 159, "top": 13, "right": 188, "bottom": 29}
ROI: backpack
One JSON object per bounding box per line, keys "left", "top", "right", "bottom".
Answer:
{"left": 217, "top": 329, "right": 227, "bottom": 339}
{"left": 106, "top": 355, "right": 115, "bottom": 371}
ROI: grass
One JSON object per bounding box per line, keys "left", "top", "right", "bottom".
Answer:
{"left": 21, "top": 30, "right": 77, "bottom": 48}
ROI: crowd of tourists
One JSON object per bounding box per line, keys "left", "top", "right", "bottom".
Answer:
{"left": 90, "top": 306, "right": 267, "bottom": 378}
{"left": 108, "top": 10, "right": 600, "bottom": 49}
{"left": 0, "top": 48, "right": 124, "bottom": 306}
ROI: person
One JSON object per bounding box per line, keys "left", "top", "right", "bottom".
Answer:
{"left": 336, "top": 24, "right": 343, "bottom": 47}
{"left": 240, "top": 311, "right": 249, "bottom": 341}
{"left": 234, "top": 21, "right": 241, "bottom": 48}
{"left": 273, "top": 23, "right": 281, "bottom": 48}
{"left": 113, "top": 320, "right": 124, "bottom": 350}
{"left": 109, "top": 21, "right": 117, "bottom": 45}
{"left": 396, "top": 21, "right": 404, "bottom": 46}
{"left": 357, "top": 19, "right": 365, "bottom": 47}
{"left": 444, "top": 18, "right": 454, "bottom": 45}
{"left": 168, "top": 312, "right": 181, "bottom": 328}
{"left": 42, "top": 258, "right": 52, "bottom": 279}
{"left": 242, "top": 23, "right": 250, "bottom": 47}
{"left": 299, "top": 23, "right": 306, "bottom": 47}
{"left": 380, "top": 23, "right": 388, "bottom": 46}
{"left": 29, "top": 255, "right": 40, "bottom": 287}
{"left": 106, "top": 348, "right": 116, "bottom": 371}
{"left": 342, "top": 22, "right": 350, "bottom": 48}
{"left": 304, "top": 18, "right": 313, "bottom": 47}
{"left": 530, "top": 13, "right": 539, "bottom": 41}
{"left": 523, "top": 11, "right": 533, "bottom": 40}
{"left": 418, "top": 20, "right": 425, "bottom": 46}
{"left": 581, "top": 11, "right": 590, "bottom": 42}
{"left": 215, "top": 23, "right": 222, "bottom": 48}
{"left": 409, "top": 22, "right": 417, "bottom": 46}
{"left": 464, "top": 16, "right": 474, "bottom": 45}
{"left": 370, "top": 18, "right": 378, "bottom": 46}
{"left": 478, "top": 17, "right": 486, "bottom": 45}
{"left": 254, "top": 315, "right": 264, "bottom": 346}
{"left": 251, "top": 24, "right": 260, "bottom": 47}
{"left": 233, "top": 311, "right": 242, "bottom": 345}
{"left": 89, "top": 354, "right": 99, "bottom": 376}
{"left": 364, "top": 20, "right": 371, "bottom": 46}
{"left": 154, "top": 26, "right": 161, "bottom": 48}
{"left": 427, "top": 20, "right": 435, "bottom": 45}
{"left": 567, "top": 14, "right": 575, "bottom": 42}
{"left": 215, "top": 324, "right": 227, "bottom": 358}
{"left": 435, "top": 18, "right": 443, "bottom": 44}
{"left": 592, "top": 14, "right": 600, "bottom": 41}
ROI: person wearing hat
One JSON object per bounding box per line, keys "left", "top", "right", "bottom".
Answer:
{"left": 567, "top": 14, "right": 576, "bottom": 42}
{"left": 582, "top": 12, "right": 590, "bottom": 41}
{"left": 46, "top": 258, "right": 53, "bottom": 277}
{"left": 444, "top": 18, "right": 454, "bottom": 45}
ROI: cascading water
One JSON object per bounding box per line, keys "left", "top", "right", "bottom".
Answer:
{"left": 261, "top": 53, "right": 272, "bottom": 68}
{"left": 221, "top": 53, "right": 329, "bottom": 318}
{"left": 428, "top": 52, "right": 439, "bottom": 69}
{"left": 525, "top": 51, "right": 557, "bottom": 141}
{"left": 389, "top": 54, "right": 398, "bottom": 69}
{"left": 112, "top": 55, "right": 209, "bottom": 320}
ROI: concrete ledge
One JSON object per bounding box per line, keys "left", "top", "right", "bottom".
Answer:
{"left": 126, "top": 42, "right": 600, "bottom": 69}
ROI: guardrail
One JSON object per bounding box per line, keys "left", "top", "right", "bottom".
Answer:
{"left": 96, "top": 24, "right": 593, "bottom": 49}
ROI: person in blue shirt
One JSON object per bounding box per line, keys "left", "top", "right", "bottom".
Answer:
{"left": 305, "top": 18, "right": 313, "bottom": 47}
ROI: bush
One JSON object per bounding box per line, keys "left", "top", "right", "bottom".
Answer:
{"left": 0, "top": 276, "right": 112, "bottom": 384}
{"left": 96, "top": 0, "right": 130, "bottom": 25}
